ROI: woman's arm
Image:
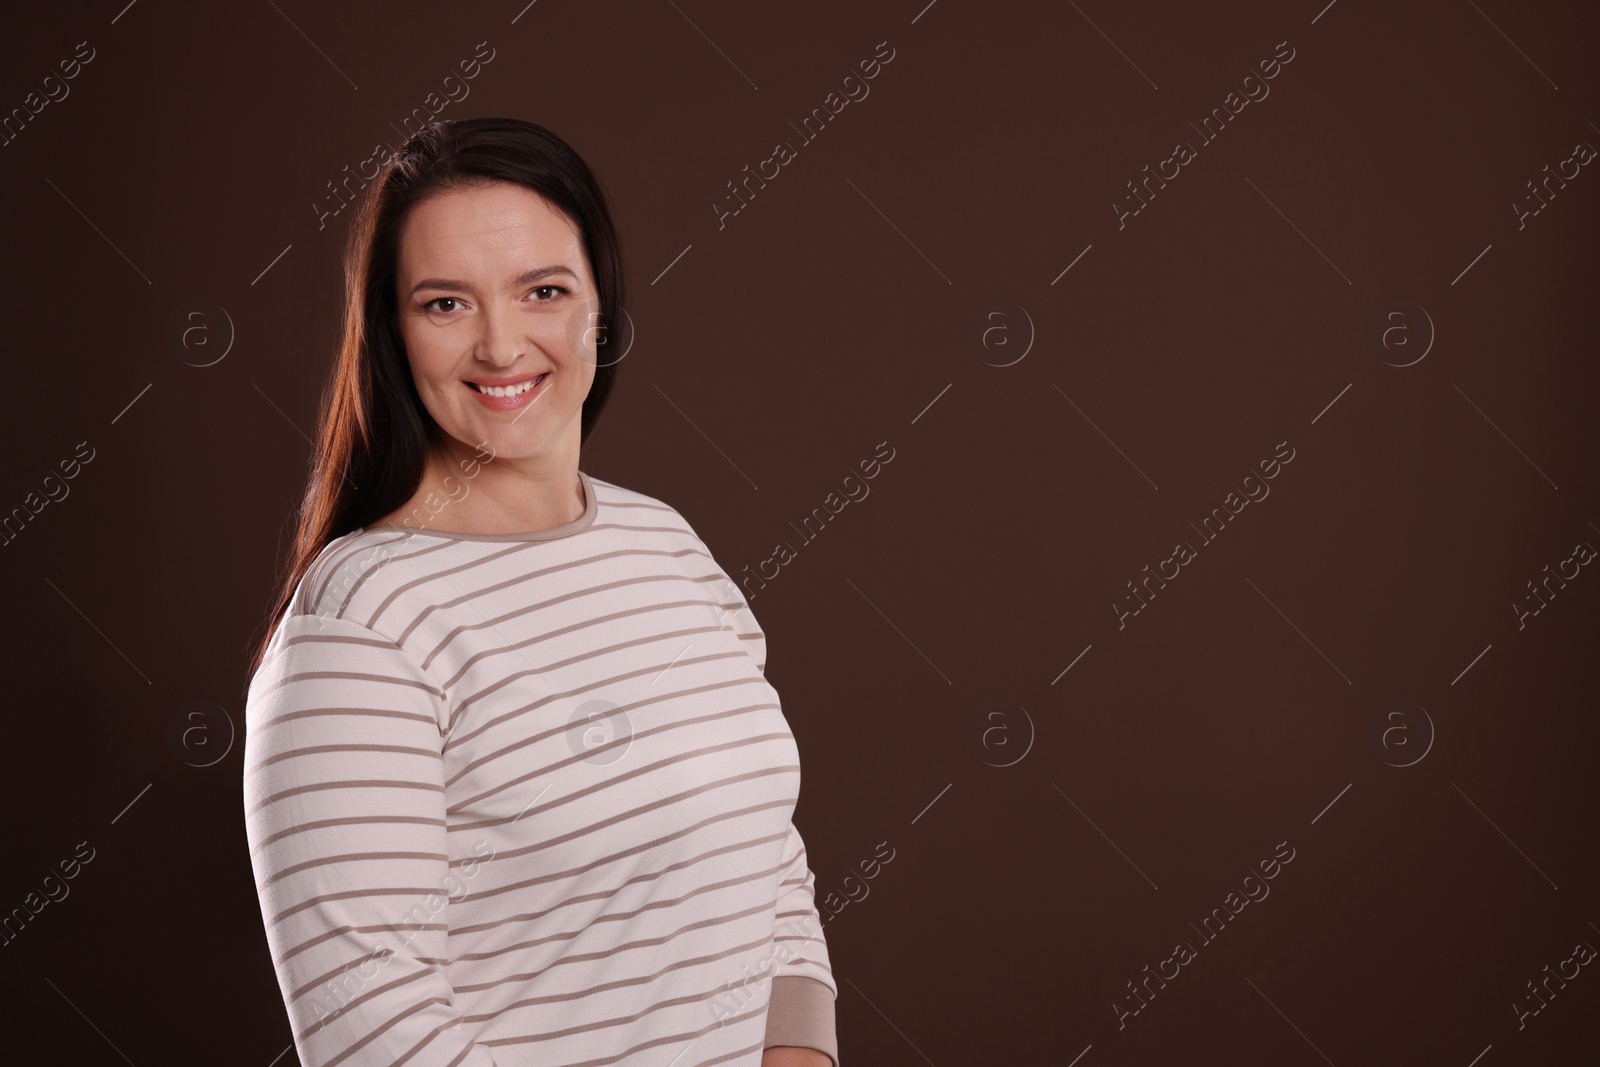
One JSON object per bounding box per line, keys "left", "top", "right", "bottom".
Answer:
{"left": 243, "top": 613, "right": 505, "bottom": 1066}
{"left": 762, "top": 825, "right": 840, "bottom": 1066}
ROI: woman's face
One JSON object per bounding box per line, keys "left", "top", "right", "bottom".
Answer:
{"left": 394, "top": 180, "right": 599, "bottom": 466}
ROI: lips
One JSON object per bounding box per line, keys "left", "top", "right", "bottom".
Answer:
{"left": 463, "top": 371, "right": 552, "bottom": 412}
{"left": 466, "top": 372, "right": 549, "bottom": 397}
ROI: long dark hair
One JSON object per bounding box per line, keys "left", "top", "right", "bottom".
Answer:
{"left": 246, "top": 117, "right": 625, "bottom": 679}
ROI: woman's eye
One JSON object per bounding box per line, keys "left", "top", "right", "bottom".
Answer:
{"left": 423, "top": 289, "right": 566, "bottom": 313}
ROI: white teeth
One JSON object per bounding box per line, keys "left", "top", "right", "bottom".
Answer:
{"left": 478, "top": 374, "right": 545, "bottom": 397}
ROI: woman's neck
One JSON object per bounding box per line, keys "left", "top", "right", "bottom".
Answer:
{"left": 376, "top": 441, "right": 584, "bottom": 536}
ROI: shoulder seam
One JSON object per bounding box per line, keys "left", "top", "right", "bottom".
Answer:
{"left": 274, "top": 611, "right": 451, "bottom": 720}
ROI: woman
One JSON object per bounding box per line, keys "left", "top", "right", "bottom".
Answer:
{"left": 243, "top": 117, "right": 839, "bottom": 1067}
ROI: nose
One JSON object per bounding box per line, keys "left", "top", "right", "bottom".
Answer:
{"left": 476, "top": 299, "right": 525, "bottom": 367}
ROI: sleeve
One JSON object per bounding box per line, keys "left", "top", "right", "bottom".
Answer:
{"left": 673, "top": 510, "right": 769, "bottom": 676}
{"left": 680, "top": 510, "right": 842, "bottom": 1062}
{"left": 242, "top": 613, "right": 507, "bottom": 1067}
{"left": 763, "top": 822, "right": 841, "bottom": 1066}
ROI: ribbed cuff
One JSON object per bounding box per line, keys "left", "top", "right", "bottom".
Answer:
{"left": 764, "top": 975, "right": 839, "bottom": 1066}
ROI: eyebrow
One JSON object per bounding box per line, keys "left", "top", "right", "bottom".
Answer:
{"left": 408, "top": 264, "right": 579, "bottom": 297}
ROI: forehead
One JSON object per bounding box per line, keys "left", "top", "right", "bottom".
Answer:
{"left": 398, "top": 181, "right": 586, "bottom": 275}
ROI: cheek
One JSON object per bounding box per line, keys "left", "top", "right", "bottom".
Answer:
{"left": 403, "top": 335, "right": 458, "bottom": 393}
{"left": 571, "top": 354, "right": 597, "bottom": 396}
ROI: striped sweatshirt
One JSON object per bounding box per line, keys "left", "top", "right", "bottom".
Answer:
{"left": 243, "top": 469, "right": 839, "bottom": 1067}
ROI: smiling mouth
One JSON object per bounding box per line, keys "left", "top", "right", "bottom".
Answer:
{"left": 467, "top": 372, "right": 549, "bottom": 397}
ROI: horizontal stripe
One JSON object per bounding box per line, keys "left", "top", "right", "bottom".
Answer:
{"left": 253, "top": 740, "right": 439, "bottom": 770}
{"left": 280, "top": 921, "right": 447, "bottom": 966}
{"left": 447, "top": 836, "right": 788, "bottom": 939}
{"left": 453, "top": 860, "right": 789, "bottom": 966}
{"left": 464, "top": 931, "right": 775, "bottom": 1020}
{"left": 446, "top": 812, "right": 796, "bottom": 906}
{"left": 447, "top": 730, "right": 792, "bottom": 816}
{"left": 248, "top": 777, "right": 443, "bottom": 817}
{"left": 249, "top": 705, "right": 439, "bottom": 735}
{"left": 451, "top": 898, "right": 777, "bottom": 994}
{"left": 264, "top": 850, "right": 449, "bottom": 888}
{"left": 251, "top": 814, "right": 447, "bottom": 851}
{"left": 447, "top": 704, "right": 781, "bottom": 832}
{"left": 445, "top": 661, "right": 762, "bottom": 753}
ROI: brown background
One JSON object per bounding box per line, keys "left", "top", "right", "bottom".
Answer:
{"left": 1, "top": 0, "right": 1596, "bottom": 1063}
